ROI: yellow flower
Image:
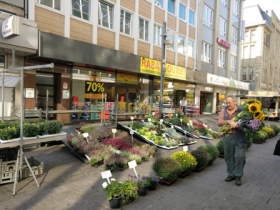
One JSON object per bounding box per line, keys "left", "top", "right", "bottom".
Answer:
{"left": 248, "top": 103, "right": 261, "bottom": 113}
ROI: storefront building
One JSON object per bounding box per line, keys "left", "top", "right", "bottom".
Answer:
{"left": 0, "top": 12, "right": 38, "bottom": 118}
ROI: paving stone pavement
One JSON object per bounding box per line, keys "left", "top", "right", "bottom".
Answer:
{"left": 1, "top": 114, "right": 280, "bottom": 210}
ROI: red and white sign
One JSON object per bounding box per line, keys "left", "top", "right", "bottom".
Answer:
{"left": 217, "top": 38, "right": 230, "bottom": 48}
{"left": 1, "top": 16, "right": 20, "bottom": 38}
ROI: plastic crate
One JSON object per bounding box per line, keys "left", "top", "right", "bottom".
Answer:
{"left": 22, "top": 157, "right": 44, "bottom": 179}
{"left": 0, "top": 170, "right": 16, "bottom": 184}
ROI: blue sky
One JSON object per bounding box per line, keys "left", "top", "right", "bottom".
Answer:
{"left": 244, "top": 0, "right": 280, "bottom": 20}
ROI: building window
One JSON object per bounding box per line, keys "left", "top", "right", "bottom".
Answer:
{"left": 178, "top": 35, "right": 186, "bottom": 54}
{"left": 232, "top": 27, "right": 238, "bottom": 43}
{"left": 72, "top": 0, "right": 89, "bottom": 20}
{"left": 233, "top": 0, "right": 239, "bottom": 16}
{"left": 179, "top": 3, "right": 186, "bottom": 20}
{"left": 201, "top": 42, "right": 212, "bottom": 63}
{"left": 120, "top": 10, "right": 132, "bottom": 35}
{"left": 250, "top": 45, "right": 255, "bottom": 58}
{"left": 187, "top": 39, "right": 194, "bottom": 57}
{"left": 154, "top": 24, "right": 162, "bottom": 46}
{"left": 251, "top": 30, "right": 256, "bottom": 41}
{"left": 168, "top": 0, "right": 175, "bottom": 14}
{"left": 189, "top": 10, "right": 195, "bottom": 25}
{"left": 264, "top": 32, "right": 270, "bottom": 47}
{"left": 40, "top": 0, "right": 60, "bottom": 10}
{"left": 243, "top": 46, "right": 249, "bottom": 59}
{"left": 231, "top": 56, "right": 237, "bottom": 72}
{"left": 249, "top": 66, "right": 254, "bottom": 81}
{"left": 244, "top": 31, "right": 250, "bottom": 42}
{"left": 242, "top": 67, "right": 247, "bottom": 80}
{"left": 139, "top": 18, "right": 149, "bottom": 41}
{"left": 221, "top": 0, "right": 228, "bottom": 7}
{"left": 98, "top": 1, "right": 113, "bottom": 29}
{"left": 155, "top": 0, "right": 163, "bottom": 7}
{"left": 218, "top": 48, "right": 226, "bottom": 68}
{"left": 219, "top": 17, "right": 227, "bottom": 37}
{"left": 203, "top": 5, "right": 213, "bottom": 28}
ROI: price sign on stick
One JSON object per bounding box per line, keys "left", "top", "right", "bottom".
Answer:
{"left": 130, "top": 130, "right": 134, "bottom": 143}
{"left": 101, "top": 170, "right": 112, "bottom": 184}
{"left": 128, "top": 160, "right": 138, "bottom": 178}
{"left": 183, "top": 146, "right": 188, "bottom": 152}
{"left": 112, "top": 128, "right": 117, "bottom": 138}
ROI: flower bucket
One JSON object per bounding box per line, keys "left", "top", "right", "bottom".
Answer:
{"left": 137, "top": 186, "right": 148, "bottom": 196}
{"left": 147, "top": 181, "right": 157, "bottom": 191}
{"left": 109, "top": 197, "right": 122, "bottom": 209}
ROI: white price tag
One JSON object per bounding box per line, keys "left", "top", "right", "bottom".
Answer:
{"left": 160, "top": 119, "right": 163, "bottom": 123}
{"left": 171, "top": 125, "right": 174, "bottom": 129}
{"left": 82, "top": 133, "right": 89, "bottom": 138}
{"left": 130, "top": 130, "right": 134, "bottom": 135}
{"left": 152, "top": 112, "right": 155, "bottom": 116}
{"left": 128, "top": 160, "right": 137, "bottom": 169}
{"left": 130, "top": 116, "right": 134, "bottom": 120}
{"left": 112, "top": 129, "right": 117, "bottom": 133}
{"left": 101, "top": 170, "right": 112, "bottom": 179}
{"left": 148, "top": 118, "right": 151, "bottom": 122}
{"left": 183, "top": 146, "right": 188, "bottom": 152}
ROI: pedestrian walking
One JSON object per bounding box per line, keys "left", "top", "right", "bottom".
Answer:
{"left": 217, "top": 95, "right": 247, "bottom": 186}
{"left": 180, "top": 97, "right": 187, "bottom": 115}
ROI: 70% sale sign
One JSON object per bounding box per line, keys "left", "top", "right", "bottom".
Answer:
{"left": 84, "top": 81, "right": 105, "bottom": 99}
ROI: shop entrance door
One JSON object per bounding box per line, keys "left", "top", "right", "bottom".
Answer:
{"left": 117, "top": 85, "right": 138, "bottom": 114}
{"left": 36, "top": 73, "right": 57, "bottom": 119}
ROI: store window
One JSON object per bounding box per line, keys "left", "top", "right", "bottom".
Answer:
{"left": 72, "top": 0, "right": 89, "bottom": 20}
{"left": 153, "top": 79, "right": 174, "bottom": 109}
{"left": 0, "top": 55, "right": 4, "bottom": 70}
{"left": 72, "top": 68, "right": 115, "bottom": 120}
{"left": 40, "top": 0, "right": 60, "bottom": 10}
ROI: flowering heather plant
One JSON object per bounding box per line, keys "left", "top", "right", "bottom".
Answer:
{"left": 152, "top": 157, "right": 182, "bottom": 181}
{"left": 171, "top": 151, "right": 197, "bottom": 172}
{"left": 102, "top": 138, "right": 132, "bottom": 150}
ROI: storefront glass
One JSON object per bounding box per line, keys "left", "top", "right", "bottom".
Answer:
{"left": 72, "top": 68, "right": 115, "bottom": 120}
{"left": 153, "top": 78, "right": 174, "bottom": 108}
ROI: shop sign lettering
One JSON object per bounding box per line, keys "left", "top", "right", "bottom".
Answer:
{"left": 140, "top": 57, "right": 186, "bottom": 80}
{"left": 117, "top": 73, "right": 138, "bottom": 84}
{"left": 216, "top": 38, "right": 230, "bottom": 48}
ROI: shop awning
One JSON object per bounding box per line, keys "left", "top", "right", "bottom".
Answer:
{"left": 0, "top": 75, "right": 21, "bottom": 87}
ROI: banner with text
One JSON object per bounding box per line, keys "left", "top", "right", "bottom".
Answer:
{"left": 140, "top": 57, "right": 186, "bottom": 80}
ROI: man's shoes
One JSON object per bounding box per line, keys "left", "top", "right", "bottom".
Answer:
{"left": 235, "top": 177, "right": 242, "bottom": 186}
{"left": 225, "top": 176, "right": 235, "bottom": 182}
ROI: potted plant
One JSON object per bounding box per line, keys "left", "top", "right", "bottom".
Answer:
{"left": 152, "top": 157, "right": 182, "bottom": 185}
{"left": 197, "top": 145, "right": 219, "bottom": 165}
{"left": 128, "top": 174, "right": 150, "bottom": 196}
{"left": 171, "top": 151, "right": 197, "bottom": 176}
{"left": 44, "top": 120, "right": 63, "bottom": 134}
{"left": 121, "top": 179, "right": 138, "bottom": 204}
{"left": 104, "top": 180, "right": 123, "bottom": 209}
{"left": 190, "top": 149, "right": 209, "bottom": 171}
{"left": 146, "top": 176, "right": 159, "bottom": 191}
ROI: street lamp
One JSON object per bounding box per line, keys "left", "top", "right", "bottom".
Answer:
{"left": 159, "top": 21, "right": 177, "bottom": 118}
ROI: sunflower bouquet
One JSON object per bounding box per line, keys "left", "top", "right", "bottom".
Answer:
{"left": 219, "top": 99, "right": 265, "bottom": 138}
